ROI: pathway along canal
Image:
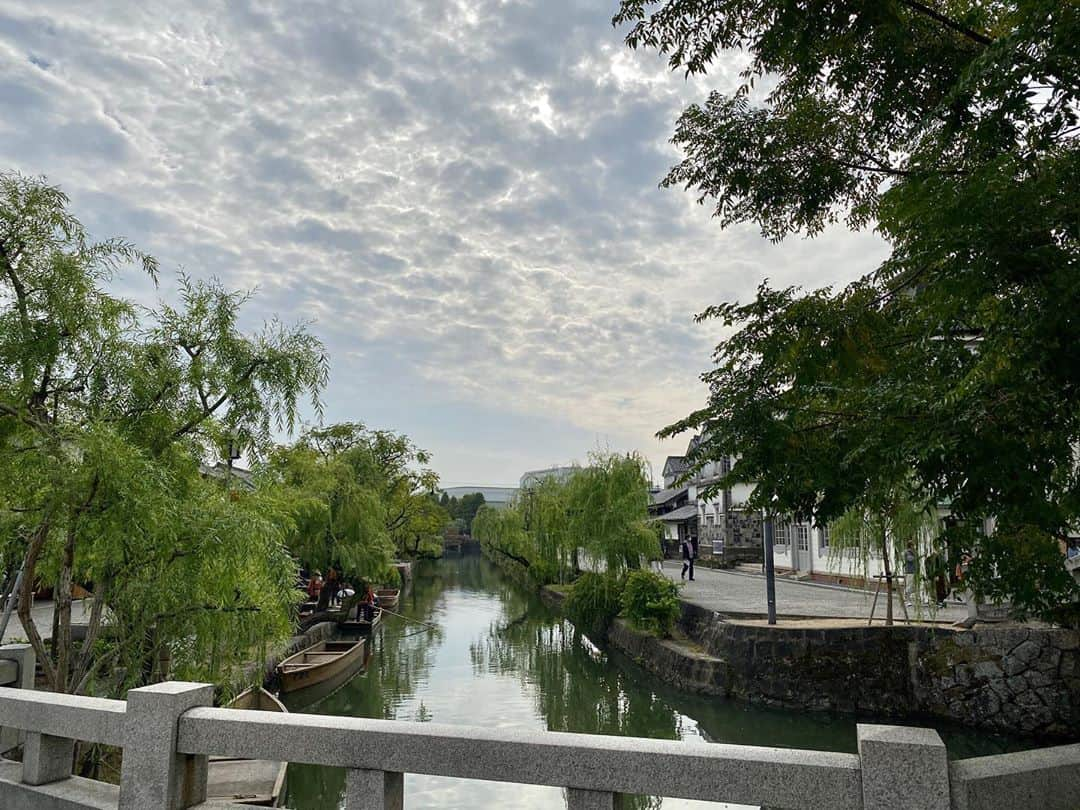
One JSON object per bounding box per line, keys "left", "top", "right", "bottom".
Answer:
{"left": 282, "top": 555, "right": 1034, "bottom": 810}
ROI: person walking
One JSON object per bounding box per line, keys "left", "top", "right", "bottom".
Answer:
{"left": 681, "top": 536, "right": 695, "bottom": 581}
{"left": 903, "top": 543, "right": 917, "bottom": 607}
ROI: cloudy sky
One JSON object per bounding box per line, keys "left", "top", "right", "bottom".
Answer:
{"left": 0, "top": 0, "right": 887, "bottom": 488}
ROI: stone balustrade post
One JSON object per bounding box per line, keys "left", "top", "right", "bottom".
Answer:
{"left": 0, "top": 643, "right": 35, "bottom": 755}
{"left": 857, "top": 724, "right": 950, "bottom": 810}
{"left": 22, "top": 732, "right": 74, "bottom": 785}
{"left": 567, "top": 787, "right": 619, "bottom": 809}
{"left": 118, "top": 681, "right": 213, "bottom": 810}
{"left": 345, "top": 768, "right": 404, "bottom": 809}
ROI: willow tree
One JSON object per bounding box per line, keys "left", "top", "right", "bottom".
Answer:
{"left": 623, "top": 2, "right": 1080, "bottom": 618}
{"left": 476, "top": 452, "right": 658, "bottom": 583}
{"left": 264, "top": 422, "right": 445, "bottom": 578}
{"left": 473, "top": 503, "right": 531, "bottom": 571}
{"left": 827, "top": 493, "right": 942, "bottom": 626}
{"left": 0, "top": 172, "right": 327, "bottom": 694}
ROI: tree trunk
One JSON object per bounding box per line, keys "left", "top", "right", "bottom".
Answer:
{"left": 54, "top": 525, "right": 77, "bottom": 692}
{"left": 17, "top": 518, "right": 58, "bottom": 690}
{"left": 881, "top": 530, "right": 894, "bottom": 627}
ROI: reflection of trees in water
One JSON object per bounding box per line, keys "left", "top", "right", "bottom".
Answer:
{"left": 470, "top": 585, "right": 677, "bottom": 810}
{"left": 474, "top": 604, "right": 682, "bottom": 742}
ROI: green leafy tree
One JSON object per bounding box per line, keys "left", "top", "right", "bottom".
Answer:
{"left": 0, "top": 172, "right": 327, "bottom": 694}
{"left": 827, "top": 492, "right": 942, "bottom": 625}
{"left": 618, "top": 1, "right": 1080, "bottom": 618}
{"left": 265, "top": 422, "right": 444, "bottom": 574}
{"left": 475, "top": 452, "right": 657, "bottom": 584}
{"left": 457, "top": 492, "right": 487, "bottom": 533}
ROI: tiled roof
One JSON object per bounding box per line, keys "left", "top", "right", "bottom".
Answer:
{"left": 658, "top": 504, "right": 699, "bottom": 522}
{"left": 650, "top": 485, "right": 689, "bottom": 505}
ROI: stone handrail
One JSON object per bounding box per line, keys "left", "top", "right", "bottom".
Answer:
{"left": 177, "top": 706, "right": 861, "bottom": 808}
{"left": 0, "top": 671, "right": 1078, "bottom": 809}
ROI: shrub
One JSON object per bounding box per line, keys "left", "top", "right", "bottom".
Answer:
{"left": 564, "top": 571, "right": 623, "bottom": 638}
{"left": 621, "top": 569, "right": 681, "bottom": 637}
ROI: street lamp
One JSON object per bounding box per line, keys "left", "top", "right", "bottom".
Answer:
{"left": 763, "top": 510, "right": 777, "bottom": 625}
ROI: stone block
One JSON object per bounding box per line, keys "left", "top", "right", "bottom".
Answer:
{"left": 1013, "top": 639, "right": 1044, "bottom": 666}
{"left": 1055, "top": 631, "right": 1080, "bottom": 652}
{"left": 345, "top": 768, "right": 403, "bottom": 810}
{"left": 22, "top": 732, "right": 74, "bottom": 786}
{"left": 0, "top": 644, "right": 35, "bottom": 690}
{"left": 1027, "top": 669, "right": 1053, "bottom": 689}
{"left": 857, "top": 724, "right": 949, "bottom": 810}
{"left": 1037, "top": 647, "right": 1062, "bottom": 672}
{"left": 566, "top": 788, "right": 617, "bottom": 810}
{"left": 1007, "top": 675, "right": 1029, "bottom": 693}
{"left": 118, "top": 681, "right": 213, "bottom": 810}
{"left": 972, "top": 660, "right": 1001, "bottom": 680}
{"left": 0, "top": 644, "right": 35, "bottom": 755}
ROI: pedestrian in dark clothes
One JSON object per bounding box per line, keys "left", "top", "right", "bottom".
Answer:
{"left": 681, "top": 537, "right": 695, "bottom": 581}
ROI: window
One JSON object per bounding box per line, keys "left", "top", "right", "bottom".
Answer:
{"left": 774, "top": 521, "right": 791, "bottom": 546}
{"left": 706, "top": 514, "right": 715, "bottom": 527}
{"left": 819, "top": 525, "right": 830, "bottom": 549}
{"left": 796, "top": 524, "right": 810, "bottom": 551}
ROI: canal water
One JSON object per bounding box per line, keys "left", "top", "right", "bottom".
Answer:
{"left": 282, "top": 555, "right": 1031, "bottom": 810}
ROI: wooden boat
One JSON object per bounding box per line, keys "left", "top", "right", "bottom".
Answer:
{"left": 376, "top": 588, "right": 400, "bottom": 609}
{"left": 276, "top": 638, "right": 366, "bottom": 693}
{"left": 339, "top": 607, "right": 382, "bottom": 636}
{"left": 207, "top": 688, "right": 288, "bottom": 806}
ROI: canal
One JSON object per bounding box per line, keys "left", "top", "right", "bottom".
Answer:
{"left": 282, "top": 555, "right": 1031, "bottom": 809}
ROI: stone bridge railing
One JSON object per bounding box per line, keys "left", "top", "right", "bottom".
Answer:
{"left": 0, "top": 649, "right": 1078, "bottom": 809}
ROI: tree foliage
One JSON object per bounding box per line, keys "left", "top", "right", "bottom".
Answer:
{"left": 620, "top": 569, "right": 681, "bottom": 638}
{"left": 264, "top": 422, "right": 445, "bottom": 575}
{"left": 564, "top": 571, "right": 623, "bottom": 638}
{"left": 440, "top": 491, "right": 487, "bottom": 534}
{"left": 0, "top": 172, "right": 327, "bottom": 694}
{"left": 474, "top": 451, "right": 657, "bottom": 584}
{"left": 618, "top": 1, "right": 1080, "bottom": 617}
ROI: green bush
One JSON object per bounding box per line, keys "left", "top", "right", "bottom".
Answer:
{"left": 621, "top": 569, "right": 681, "bottom": 637}
{"left": 564, "top": 571, "right": 623, "bottom": 638}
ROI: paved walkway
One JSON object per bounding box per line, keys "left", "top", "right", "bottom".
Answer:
{"left": 660, "top": 560, "right": 969, "bottom": 624}
{"left": 1, "top": 599, "right": 92, "bottom": 644}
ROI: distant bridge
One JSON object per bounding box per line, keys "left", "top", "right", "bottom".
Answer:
{"left": 442, "top": 533, "right": 480, "bottom": 554}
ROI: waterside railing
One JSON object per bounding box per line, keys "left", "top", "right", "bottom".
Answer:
{"left": 0, "top": 644, "right": 1078, "bottom": 810}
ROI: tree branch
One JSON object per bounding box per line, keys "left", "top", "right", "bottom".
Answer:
{"left": 172, "top": 358, "right": 266, "bottom": 438}
{"left": 897, "top": 0, "right": 994, "bottom": 47}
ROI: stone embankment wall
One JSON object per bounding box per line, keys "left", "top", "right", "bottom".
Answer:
{"left": 676, "top": 601, "right": 1080, "bottom": 738}
{"left": 539, "top": 579, "right": 1079, "bottom": 738}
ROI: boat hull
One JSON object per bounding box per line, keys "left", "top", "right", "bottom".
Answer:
{"left": 276, "top": 639, "right": 367, "bottom": 694}
{"left": 207, "top": 688, "right": 288, "bottom": 806}
{"left": 376, "top": 588, "right": 399, "bottom": 609}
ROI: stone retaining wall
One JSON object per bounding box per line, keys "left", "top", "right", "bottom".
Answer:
{"left": 539, "top": 586, "right": 1080, "bottom": 739}
{"left": 606, "top": 619, "right": 729, "bottom": 695}
{"left": 679, "top": 601, "right": 1080, "bottom": 738}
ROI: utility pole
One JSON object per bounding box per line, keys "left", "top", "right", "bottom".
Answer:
{"left": 763, "top": 514, "right": 777, "bottom": 625}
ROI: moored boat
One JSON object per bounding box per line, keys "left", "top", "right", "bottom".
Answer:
{"left": 339, "top": 607, "right": 382, "bottom": 636}
{"left": 276, "top": 639, "right": 366, "bottom": 693}
{"left": 207, "top": 688, "right": 288, "bottom": 806}
{"left": 376, "top": 588, "right": 400, "bottom": 609}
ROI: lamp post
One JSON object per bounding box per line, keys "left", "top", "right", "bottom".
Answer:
{"left": 226, "top": 437, "right": 242, "bottom": 489}
{"left": 763, "top": 512, "right": 777, "bottom": 625}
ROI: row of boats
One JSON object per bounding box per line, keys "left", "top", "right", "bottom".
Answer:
{"left": 207, "top": 587, "right": 400, "bottom": 806}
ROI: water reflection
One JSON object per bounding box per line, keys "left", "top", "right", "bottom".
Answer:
{"left": 282, "top": 555, "right": 1031, "bottom": 809}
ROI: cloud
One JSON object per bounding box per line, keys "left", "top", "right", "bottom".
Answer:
{"left": 0, "top": 0, "right": 889, "bottom": 486}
